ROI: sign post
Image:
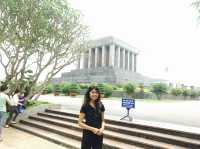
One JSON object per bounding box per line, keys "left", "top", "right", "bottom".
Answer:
{"left": 120, "top": 98, "right": 135, "bottom": 121}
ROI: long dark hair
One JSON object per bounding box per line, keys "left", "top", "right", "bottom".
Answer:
{"left": 83, "top": 86, "right": 102, "bottom": 114}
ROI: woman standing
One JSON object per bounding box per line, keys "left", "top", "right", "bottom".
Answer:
{"left": 5, "top": 89, "right": 20, "bottom": 127}
{"left": 0, "top": 85, "right": 10, "bottom": 141}
{"left": 78, "top": 86, "right": 105, "bottom": 149}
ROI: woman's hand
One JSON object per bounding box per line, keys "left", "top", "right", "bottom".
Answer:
{"left": 97, "top": 127, "right": 104, "bottom": 136}
{"left": 91, "top": 127, "right": 100, "bottom": 134}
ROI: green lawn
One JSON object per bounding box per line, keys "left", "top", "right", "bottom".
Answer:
{"left": 26, "top": 100, "right": 49, "bottom": 108}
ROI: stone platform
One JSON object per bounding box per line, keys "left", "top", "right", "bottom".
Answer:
{"left": 53, "top": 67, "right": 162, "bottom": 85}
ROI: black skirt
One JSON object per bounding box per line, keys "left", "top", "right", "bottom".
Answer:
{"left": 81, "top": 130, "right": 103, "bottom": 149}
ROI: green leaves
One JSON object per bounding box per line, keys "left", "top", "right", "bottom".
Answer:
{"left": 123, "top": 83, "right": 136, "bottom": 97}
{"left": 151, "top": 83, "right": 168, "bottom": 99}
{"left": 69, "top": 83, "right": 80, "bottom": 94}
{"left": 0, "top": 0, "right": 89, "bottom": 99}
{"left": 97, "top": 83, "right": 113, "bottom": 98}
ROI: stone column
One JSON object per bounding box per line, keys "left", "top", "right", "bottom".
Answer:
{"left": 95, "top": 47, "right": 98, "bottom": 68}
{"left": 77, "top": 57, "right": 81, "bottom": 69}
{"left": 125, "top": 50, "right": 129, "bottom": 70}
{"left": 129, "top": 52, "right": 133, "bottom": 71}
{"left": 134, "top": 53, "right": 137, "bottom": 72}
{"left": 102, "top": 45, "right": 105, "bottom": 67}
{"left": 78, "top": 54, "right": 85, "bottom": 69}
{"left": 88, "top": 49, "right": 91, "bottom": 69}
{"left": 91, "top": 48, "right": 95, "bottom": 68}
{"left": 80, "top": 54, "right": 84, "bottom": 69}
{"left": 120, "top": 48, "right": 123, "bottom": 68}
{"left": 117, "top": 46, "right": 120, "bottom": 68}
{"left": 83, "top": 52, "right": 89, "bottom": 69}
{"left": 127, "top": 51, "right": 130, "bottom": 71}
{"left": 123, "top": 48, "right": 126, "bottom": 69}
{"left": 109, "top": 44, "right": 115, "bottom": 67}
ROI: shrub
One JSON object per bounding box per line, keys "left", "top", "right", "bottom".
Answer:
{"left": 53, "top": 84, "right": 61, "bottom": 92}
{"left": 79, "top": 83, "right": 89, "bottom": 89}
{"left": 60, "top": 82, "right": 70, "bottom": 94}
{"left": 96, "top": 83, "right": 113, "bottom": 98}
{"left": 135, "top": 83, "right": 145, "bottom": 99}
{"left": 170, "top": 88, "right": 183, "bottom": 96}
{"left": 104, "top": 84, "right": 113, "bottom": 98}
{"left": 69, "top": 83, "right": 81, "bottom": 94}
{"left": 139, "top": 83, "right": 145, "bottom": 92}
{"left": 151, "top": 83, "right": 168, "bottom": 99}
{"left": 112, "top": 85, "right": 118, "bottom": 90}
{"left": 90, "top": 82, "right": 97, "bottom": 87}
{"left": 97, "top": 83, "right": 105, "bottom": 94}
{"left": 123, "top": 82, "right": 136, "bottom": 97}
{"left": 46, "top": 83, "right": 54, "bottom": 93}
{"left": 189, "top": 89, "right": 199, "bottom": 99}
{"left": 182, "top": 88, "right": 190, "bottom": 98}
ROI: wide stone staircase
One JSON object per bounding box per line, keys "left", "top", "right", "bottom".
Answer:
{"left": 11, "top": 108, "right": 200, "bottom": 149}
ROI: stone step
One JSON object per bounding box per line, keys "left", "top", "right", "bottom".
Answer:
{"left": 20, "top": 117, "right": 185, "bottom": 149}
{"left": 11, "top": 123, "right": 80, "bottom": 149}
{"left": 45, "top": 109, "right": 78, "bottom": 118}
{"left": 105, "top": 123, "right": 200, "bottom": 148}
{"left": 12, "top": 121, "right": 143, "bottom": 149}
{"left": 37, "top": 112, "right": 78, "bottom": 123}
{"left": 45, "top": 109, "right": 200, "bottom": 140}
{"left": 30, "top": 114, "right": 200, "bottom": 149}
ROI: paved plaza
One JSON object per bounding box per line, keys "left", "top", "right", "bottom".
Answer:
{"left": 0, "top": 128, "right": 68, "bottom": 149}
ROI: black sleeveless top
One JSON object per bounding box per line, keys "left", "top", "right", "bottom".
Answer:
{"left": 80, "top": 102, "right": 105, "bottom": 129}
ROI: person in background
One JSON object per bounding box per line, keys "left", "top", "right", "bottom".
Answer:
{"left": 78, "top": 86, "right": 105, "bottom": 149}
{"left": 18, "top": 93, "right": 25, "bottom": 113}
{"left": 5, "top": 89, "right": 20, "bottom": 127}
{"left": 0, "top": 85, "right": 11, "bottom": 141}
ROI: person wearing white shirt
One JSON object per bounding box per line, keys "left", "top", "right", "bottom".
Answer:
{"left": 5, "top": 89, "right": 20, "bottom": 127}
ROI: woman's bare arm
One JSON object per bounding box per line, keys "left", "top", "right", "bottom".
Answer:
{"left": 101, "top": 112, "right": 105, "bottom": 130}
{"left": 78, "top": 112, "right": 99, "bottom": 134}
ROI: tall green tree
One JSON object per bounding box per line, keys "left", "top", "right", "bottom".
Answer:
{"left": 0, "top": 0, "right": 89, "bottom": 99}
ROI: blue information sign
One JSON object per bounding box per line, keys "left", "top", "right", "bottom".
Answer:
{"left": 122, "top": 98, "right": 135, "bottom": 109}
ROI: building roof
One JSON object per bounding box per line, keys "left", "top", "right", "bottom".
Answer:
{"left": 89, "top": 36, "right": 139, "bottom": 54}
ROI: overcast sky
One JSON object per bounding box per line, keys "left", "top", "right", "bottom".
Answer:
{"left": 64, "top": 0, "right": 200, "bottom": 86}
